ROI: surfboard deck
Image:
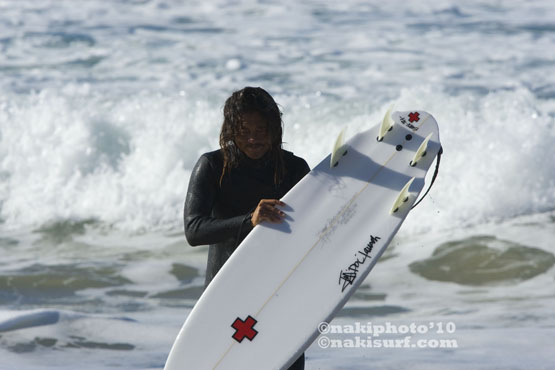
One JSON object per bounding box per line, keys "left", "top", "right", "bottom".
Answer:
{"left": 165, "top": 110, "right": 441, "bottom": 370}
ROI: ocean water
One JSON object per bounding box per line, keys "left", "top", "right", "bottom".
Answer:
{"left": 1, "top": 0, "right": 555, "bottom": 369}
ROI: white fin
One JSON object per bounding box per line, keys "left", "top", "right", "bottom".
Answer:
{"left": 410, "top": 133, "right": 433, "bottom": 167}
{"left": 330, "top": 128, "right": 347, "bottom": 168}
{"left": 377, "top": 104, "right": 394, "bottom": 142}
{"left": 390, "top": 177, "right": 415, "bottom": 214}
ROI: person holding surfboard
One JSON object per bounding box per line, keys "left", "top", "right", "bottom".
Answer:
{"left": 184, "top": 86, "right": 309, "bottom": 370}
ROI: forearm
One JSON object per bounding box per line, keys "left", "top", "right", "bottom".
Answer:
{"left": 184, "top": 213, "right": 253, "bottom": 246}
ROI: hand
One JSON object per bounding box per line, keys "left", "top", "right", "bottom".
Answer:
{"left": 251, "top": 199, "right": 286, "bottom": 226}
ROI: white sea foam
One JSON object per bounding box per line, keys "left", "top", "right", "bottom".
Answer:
{"left": 1, "top": 0, "right": 554, "bottom": 232}
{"left": 0, "top": 89, "right": 220, "bottom": 230}
{"left": 1, "top": 85, "right": 554, "bottom": 232}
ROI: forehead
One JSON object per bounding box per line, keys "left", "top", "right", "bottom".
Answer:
{"left": 240, "top": 112, "right": 267, "bottom": 128}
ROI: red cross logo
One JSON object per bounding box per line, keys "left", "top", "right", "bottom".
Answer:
{"left": 408, "top": 112, "right": 420, "bottom": 122}
{"left": 231, "top": 315, "right": 258, "bottom": 343}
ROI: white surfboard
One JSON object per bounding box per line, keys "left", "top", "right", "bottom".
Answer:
{"left": 165, "top": 110, "right": 442, "bottom": 370}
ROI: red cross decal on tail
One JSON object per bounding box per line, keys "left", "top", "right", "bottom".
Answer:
{"left": 408, "top": 112, "right": 420, "bottom": 122}
{"left": 231, "top": 315, "right": 258, "bottom": 343}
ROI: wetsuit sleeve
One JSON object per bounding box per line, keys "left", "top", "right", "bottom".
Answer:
{"left": 184, "top": 155, "right": 254, "bottom": 246}
{"left": 292, "top": 158, "right": 310, "bottom": 186}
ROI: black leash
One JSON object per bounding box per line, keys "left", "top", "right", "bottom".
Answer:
{"left": 411, "top": 146, "right": 443, "bottom": 209}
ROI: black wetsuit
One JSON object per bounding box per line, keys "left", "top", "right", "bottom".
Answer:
{"left": 184, "top": 148, "right": 310, "bottom": 370}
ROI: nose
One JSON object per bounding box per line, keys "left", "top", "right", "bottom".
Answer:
{"left": 247, "top": 131, "right": 266, "bottom": 142}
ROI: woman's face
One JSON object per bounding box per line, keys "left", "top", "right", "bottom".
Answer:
{"left": 234, "top": 112, "right": 272, "bottom": 159}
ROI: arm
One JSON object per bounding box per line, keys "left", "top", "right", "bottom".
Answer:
{"left": 295, "top": 158, "right": 310, "bottom": 184}
{"left": 183, "top": 155, "right": 253, "bottom": 246}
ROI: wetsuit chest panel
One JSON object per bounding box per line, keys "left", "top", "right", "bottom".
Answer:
{"left": 217, "top": 166, "right": 281, "bottom": 217}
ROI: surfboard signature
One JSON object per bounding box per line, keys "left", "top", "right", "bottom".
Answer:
{"left": 338, "top": 235, "right": 381, "bottom": 293}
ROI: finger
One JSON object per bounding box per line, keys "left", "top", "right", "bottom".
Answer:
{"left": 259, "top": 208, "right": 283, "bottom": 222}
{"left": 261, "top": 199, "right": 285, "bottom": 207}
{"left": 261, "top": 204, "right": 286, "bottom": 218}
{"left": 269, "top": 199, "right": 285, "bottom": 207}
{"left": 261, "top": 214, "right": 284, "bottom": 223}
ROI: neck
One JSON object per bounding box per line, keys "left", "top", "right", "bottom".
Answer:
{"left": 238, "top": 150, "right": 272, "bottom": 168}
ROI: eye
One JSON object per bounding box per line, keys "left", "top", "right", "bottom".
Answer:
{"left": 238, "top": 127, "right": 267, "bottom": 137}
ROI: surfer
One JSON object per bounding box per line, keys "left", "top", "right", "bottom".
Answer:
{"left": 184, "top": 86, "right": 309, "bottom": 370}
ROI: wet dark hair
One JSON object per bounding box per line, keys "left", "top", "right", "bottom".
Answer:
{"left": 219, "top": 87, "right": 285, "bottom": 185}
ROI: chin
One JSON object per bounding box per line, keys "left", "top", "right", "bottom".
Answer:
{"left": 247, "top": 152, "right": 265, "bottom": 160}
